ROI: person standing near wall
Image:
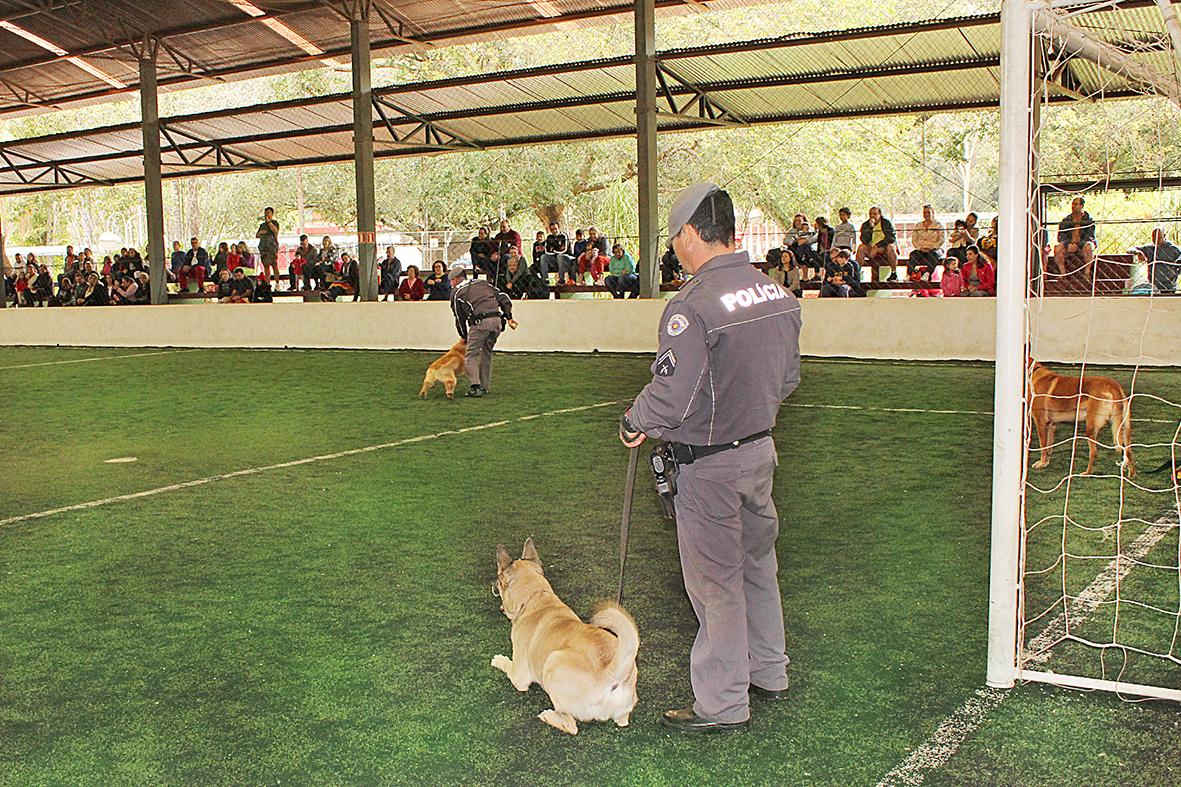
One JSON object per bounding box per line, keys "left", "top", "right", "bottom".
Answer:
{"left": 620, "top": 182, "right": 802, "bottom": 735}
{"left": 256, "top": 207, "right": 280, "bottom": 290}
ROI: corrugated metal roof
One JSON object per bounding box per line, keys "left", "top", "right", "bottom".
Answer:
{"left": 0, "top": 5, "right": 1174, "bottom": 195}
{"left": 0, "top": 0, "right": 767, "bottom": 118}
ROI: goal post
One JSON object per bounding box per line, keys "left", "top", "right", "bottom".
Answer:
{"left": 990, "top": 0, "right": 1181, "bottom": 703}
{"left": 987, "top": 0, "right": 1033, "bottom": 690}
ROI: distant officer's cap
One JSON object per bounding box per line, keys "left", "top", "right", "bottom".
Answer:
{"left": 667, "top": 181, "right": 720, "bottom": 241}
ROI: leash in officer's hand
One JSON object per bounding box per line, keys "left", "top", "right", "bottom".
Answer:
{"left": 617, "top": 445, "right": 638, "bottom": 606}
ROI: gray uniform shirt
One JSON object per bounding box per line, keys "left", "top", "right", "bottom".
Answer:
{"left": 629, "top": 250, "right": 802, "bottom": 446}
{"left": 450, "top": 278, "right": 513, "bottom": 340}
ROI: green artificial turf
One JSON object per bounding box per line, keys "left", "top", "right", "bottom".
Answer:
{"left": 2, "top": 348, "right": 1180, "bottom": 786}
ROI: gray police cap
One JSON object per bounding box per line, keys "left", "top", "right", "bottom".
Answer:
{"left": 667, "top": 181, "right": 720, "bottom": 241}
{"left": 449, "top": 263, "right": 468, "bottom": 279}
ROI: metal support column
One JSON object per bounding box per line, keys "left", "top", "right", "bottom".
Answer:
{"left": 140, "top": 39, "right": 167, "bottom": 305}
{"left": 635, "top": 0, "right": 659, "bottom": 298}
{"left": 351, "top": 3, "right": 378, "bottom": 302}
{"left": 1, "top": 216, "right": 7, "bottom": 309}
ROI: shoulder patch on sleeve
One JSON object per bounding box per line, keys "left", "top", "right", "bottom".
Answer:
{"left": 656, "top": 348, "right": 677, "bottom": 376}
{"left": 665, "top": 313, "right": 690, "bottom": 337}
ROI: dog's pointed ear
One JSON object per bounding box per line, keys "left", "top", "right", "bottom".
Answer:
{"left": 496, "top": 544, "right": 512, "bottom": 573}
{"left": 522, "top": 538, "right": 540, "bottom": 563}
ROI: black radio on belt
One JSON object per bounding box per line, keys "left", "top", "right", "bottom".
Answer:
{"left": 649, "top": 443, "right": 679, "bottom": 519}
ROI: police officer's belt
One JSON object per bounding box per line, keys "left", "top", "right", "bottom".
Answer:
{"left": 470, "top": 311, "right": 501, "bottom": 324}
{"left": 669, "top": 429, "right": 772, "bottom": 464}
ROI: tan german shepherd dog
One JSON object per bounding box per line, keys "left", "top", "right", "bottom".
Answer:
{"left": 492, "top": 539, "right": 639, "bottom": 735}
{"left": 1030, "top": 361, "right": 1135, "bottom": 477}
{"left": 418, "top": 341, "right": 466, "bottom": 399}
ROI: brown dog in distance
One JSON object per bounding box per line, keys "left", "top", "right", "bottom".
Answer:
{"left": 492, "top": 539, "right": 639, "bottom": 735}
{"left": 418, "top": 340, "right": 466, "bottom": 399}
{"left": 1030, "top": 361, "right": 1135, "bottom": 477}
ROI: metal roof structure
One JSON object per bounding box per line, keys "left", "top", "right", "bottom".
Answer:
{"left": 0, "top": 0, "right": 760, "bottom": 117}
{"left": 0, "top": 2, "right": 1177, "bottom": 196}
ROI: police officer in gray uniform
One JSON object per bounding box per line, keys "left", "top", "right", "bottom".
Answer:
{"left": 621, "top": 183, "right": 802, "bottom": 735}
{"left": 449, "top": 263, "right": 517, "bottom": 398}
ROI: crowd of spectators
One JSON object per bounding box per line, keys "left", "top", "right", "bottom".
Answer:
{"left": 760, "top": 205, "right": 999, "bottom": 297}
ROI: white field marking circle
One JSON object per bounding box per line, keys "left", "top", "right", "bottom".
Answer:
{"left": 104, "top": 457, "right": 138, "bottom": 464}
{"left": 0, "top": 348, "right": 204, "bottom": 371}
{"left": 873, "top": 519, "right": 1172, "bottom": 787}
{"left": 0, "top": 400, "right": 622, "bottom": 529}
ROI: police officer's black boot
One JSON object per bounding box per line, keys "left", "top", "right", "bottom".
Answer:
{"left": 465, "top": 384, "right": 483, "bottom": 398}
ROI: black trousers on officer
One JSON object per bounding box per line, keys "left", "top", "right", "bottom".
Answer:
{"left": 673, "top": 436, "right": 789, "bottom": 723}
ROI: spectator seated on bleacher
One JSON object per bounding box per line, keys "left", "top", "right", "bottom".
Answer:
{"left": 979, "top": 216, "right": 998, "bottom": 264}
{"left": 1053, "top": 197, "right": 1096, "bottom": 280}
{"left": 215, "top": 269, "right": 235, "bottom": 301}
{"left": 132, "top": 271, "right": 151, "bottom": 304}
{"left": 80, "top": 272, "right": 109, "bottom": 306}
{"left": 532, "top": 231, "right": 546, "bottom": 273}
{"left": 173, "top": 238, "right": 208, "bottom": 291}
{"left": 814, "top": 216, "right": 835, "bottom": 259}
{"left": 784, "top": 214, "right": 820, "bottom": 280}
{"left": 252, "top": 275, "right": 273, "bottom": 303}
{"left": 291, "top": 235, "right": 320, "bottom": 291}
{"left": 1133, "top": 227, "right": 1181, "bottom": 293}
{"left": 380, "top": 246, "right": 402, "bottom": 301}
{"left": 499, "top": 251, "right": 542, "bottom": 299}
{"left": 397, "top": 265, "right": 426, "bottom": 301}
{"left": 469, "top": 227, "right": 495, "bottom": 280}
{"left": 604, "top": 243, "right": 639, "bottom": 298}
{"left": 226, "top": 267, "right": 255, "bottom": 303}
{"left": 941, "top": 256, "right": 964, "bottom": 297}
{"left": 110, "top": 273, "right": 139, "bottom": 305}
{"left": 820, "top": 248, "right": 865, "bottom": 298}
{"left": 322, "top": 253, "right": 358, "bottom": 302}
{"left": 908, "top": 204, "right": 945, "bottom": 280}
{"left": 947, "top": 216, "right": 974, "bottom": 266}
{"left": 540, "top": 221, "right": 575, "bottom": 288}
{"left": 661, "top": 245, "right": 684, "bottom": 284}
{"left": 571, "top": 228, "right": 587, "bottom": 262}
{"left": 577, "top": 244, "right": 608, "bottom": 284}
{"left": 856, "top": 206, "right": 898, "bottom": 281}
{"left": 493, "top": 219, "right": 522, "bottom": 282}
{"left": 424, "top": 261, "right": 451, "bottom": 301}
{"left": 962, "top": 246, "right": 995, "bottom": 296}
{"left": 764, "top": 247, "right": 801, "bottom": 298}
{"left": 212, "top": 241, "right": 231, "bottom": 281}
{"left": 232, "top": 241, "right": 254, "bottom": 277}
{"left": 29, "top": 264, "right": 53, "bottom": 306}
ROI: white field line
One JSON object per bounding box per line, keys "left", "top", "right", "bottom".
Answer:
{"left": 786, "top": 402, "right": 1176, "bottom": 424}
{"left": 0, "top": 348, "right": 204, "bottom": 370}
{"left": 873, "top": 517, "right": 1174, "bottom": 787}
{"left": 0, "top": 399, "right": 620, "bottom": 529}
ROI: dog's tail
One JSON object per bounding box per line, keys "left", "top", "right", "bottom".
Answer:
{"left": 1116, "top": 394, "right": 1136, "bottom": 477}
{"left": 591, "top": 602, "right": 639, "bottom": 681}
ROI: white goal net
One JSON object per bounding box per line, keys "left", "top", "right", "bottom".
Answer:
{"left": 991, "top": 0, "right": 1181, "bottom": 702}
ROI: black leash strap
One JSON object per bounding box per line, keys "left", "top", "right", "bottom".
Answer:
{"left": 617, "top": 445, "right": 638, "bottom": 606}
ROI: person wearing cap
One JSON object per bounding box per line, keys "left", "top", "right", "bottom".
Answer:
{"left": 448, "top": 263, "right": 518, "bottom": 398}
{"left": 620, "top": 182, "right": 802, "bottom": 735}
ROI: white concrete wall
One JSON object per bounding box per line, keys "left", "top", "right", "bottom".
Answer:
{"left": 2, "top": 297, "right": 1179, "bottom": 365}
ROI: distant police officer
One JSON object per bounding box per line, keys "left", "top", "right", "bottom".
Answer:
{"left": 620, "top": 183, "right": 802, "bottom": 735}
{"left": 449, "top": 263, "right": 518, "bottom": 398}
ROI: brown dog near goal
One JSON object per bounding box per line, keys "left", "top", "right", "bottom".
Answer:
{"left": 1029, "top": 361, "right": 1135, "bottom": 477}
